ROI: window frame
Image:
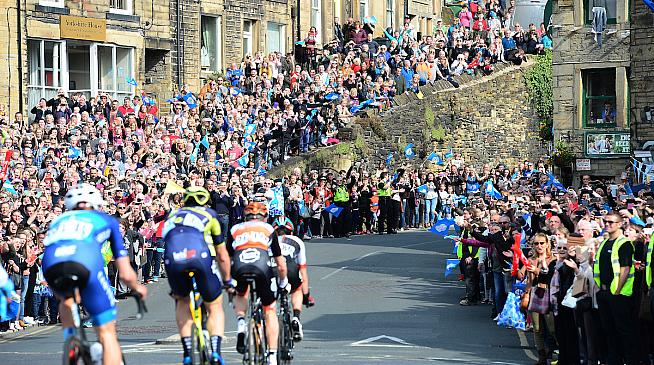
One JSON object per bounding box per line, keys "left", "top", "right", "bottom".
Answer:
{"left": 360, "top": 0, "right": 369, "bottom": 21}
{"left": 109, "top": 0, "right": 133, "bottom": 16}
{"left": 582, "top": 68, "right": 618, "bottom": 129}
{"left": 243, "top": 20, "right": 254, "bottom": 58}
{"left": 584, "top": 0, "right": 617, "bottom": 25}
{"left": 201, "top": 15, "right": 223, "bottom": 73}
{"left": 311, "top": 0, "right": 322, "bottom": 44}
{"left": 386, "top": 0, "right": 395, "bottom": 29}
{"left": 27, "top": 39, "right": 67, "bottom": 112}
{"left": 266, "top": 22, "right": 286, "bottom": 55}
{"left": 38, "top": 0, "right": 65, "bottom": 8}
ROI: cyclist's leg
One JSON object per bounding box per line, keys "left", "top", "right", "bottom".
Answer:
{"left": 258, "top": 274, "right": 279, "bottom": 353}
{"left": 195, "top": 256, "right": 226, "bottom": 360}
{"left": 164, "top": 257, "right": 194, "bottom": 362}
{"left": 94, "top": 320, "right": 122, "bottom": 365}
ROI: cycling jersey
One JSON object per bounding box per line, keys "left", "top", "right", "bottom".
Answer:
{"left": 227, "top": 221, "right": 281, "bottom": 307}
{"left": 162, "top": 206, "right": 224, "bottom": 301}
{"left": 42, "top": 210, "right": 127, "bottom": 326}
{"left": 278, "top": 235, "right": 307, "bottom": 291}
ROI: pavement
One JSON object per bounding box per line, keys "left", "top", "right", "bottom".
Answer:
{"left": 0, "top": 231, "right": 534, "bottom": 364}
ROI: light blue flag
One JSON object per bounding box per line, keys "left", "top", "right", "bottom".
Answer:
{"left": 165, "top": 94, "right": 181, "bottom": 103}
{"left": 429, "top": 219, "right": 456, "bottom": 236}
{"left": 68, "top": 146, "right": 81, "bottom": 159}
{"left": 182, "top": 92, "right": 198, "bottom": 109}
{"left": 244, "top": 141, "right": 256, "bottom": 151}
{"left": 244, "top": 124, "right": 257, "bottom": 136}
{"left": 484, "top": 181, "right": 503, "bottom": 200}
{"left": 544, "top": 172, "right": 567, "bottom": 192}
{"left": 256, "top": 165, "right": 267, "bottom": 176}
{"left": 230, "top": 88, "right": 242, "bottom": 96}
{"left": 3, "top": 180, "right": 17, "bottom": 195}
{"left": 125, "top": 77, "right": 138, "bottom": 87}
{"left": 237, "top": 154, "right": 249, "bottom": 167}
{"left": 444, "top": 148, "right": 454, "bottom": 159}
{"left": 404, "top": 143, "right": 415, "bottom": 159}
{"left": 325, "top": 204, "right": 343, "bottom": 217}
{"left": 453, "top": 195, "right": 468, "bottom": 205}
{"left": 325, "top": 92, "right": 340, "bottom": 101}
{"left": 386, "top": 152, "right": 393, "bottom": 166}
{"left": 630, "top": 216, "right": 647, "bottom": 227}
{"left": 417, "top": 184, "right": 428, "bottom": 195}
{"left": 142, "top": 95, "right": 156, "bottom": 106}
{"left": 427, "top": 152, "right": 443, "bottom": 165}
{"left": 189, "top": 145, "right": 199, "bottom": 164}
{"left": 200, "top": 135, "right": 209, "bottom": 149}
{"left": 445, "top": 259, "right": 459, "bottom": 278}
{"left": 349, "top": 99, "right": 374, "bottom": 114}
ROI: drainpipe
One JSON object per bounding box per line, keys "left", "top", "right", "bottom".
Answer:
{"left": 296, "top": 0, "right": 301, "bottom": 43}
{"left": 176, "top": 0, "right": 182, "bottom": 89}
{"left": 17, "top": 0, "right": 23, "bottom": 114}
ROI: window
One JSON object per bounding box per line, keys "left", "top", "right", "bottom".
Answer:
{"left": 311, "top": 0, "right": 322, "bottom": 44}
{"left": 38, "top": 0, "right": 64, "bottom": 7}
{"left": 582, "top": 68, "right": 617, "bottom": 128}
{"left": 386, "top": 0, "right": 395, "bottom": 29}
{"left": 243, "top": 20, "right": 254, "bottom": 57}
{"left": 110, "top": 0, "right": 133, "bottom": 15}
{"left": 267, "top": 22, "right": 286, "bottom": 54}
{"left": 28, "top": 39, "right": 65, "bottom": 110}
{"left": 360, "top": 0, "right": 369, "bottom": 21}
{"left": 96, "top": 45, "right": 134, "bottom": 101}
{"left": 201, "top": 15, "right": 223, "bottom": 72}
{"left": 584, "top": 0, "right": 617, "bottom": 25}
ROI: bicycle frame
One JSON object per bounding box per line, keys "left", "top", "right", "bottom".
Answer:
{"left": 243, "top": 277, "right": 267, "bottom": 365}
{"left": 188, "top": 272, "right": 207, "bottom": 353}
{"left": 277, "top": 289, "right": 294, "bottom": 363}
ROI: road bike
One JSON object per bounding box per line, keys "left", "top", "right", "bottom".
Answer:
{"left": 241, "top": 275, "right": 268, "bottom": 365}
{"left": 187, "top": 271, "right": 212, "bottom": 365}
{"left": 55, "top": 274, "right": 147, "bottom": 365}
{"left": 276, "top": 289, "right": 294, "bottom": 364}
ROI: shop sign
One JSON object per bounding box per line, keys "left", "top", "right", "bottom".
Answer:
{"left": 584, "top": 131, "right": 631, "bottom": 158}
{"left": 60, "top": 15, "right": 106, "bottom": 42}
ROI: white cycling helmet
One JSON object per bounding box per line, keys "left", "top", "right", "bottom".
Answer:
{"left": 64, "top": 183, "right": 106, "bottom": 211}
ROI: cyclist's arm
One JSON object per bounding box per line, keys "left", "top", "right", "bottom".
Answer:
{"left": 296, "top": 239, "right": 309, "bottom": 295}
{"left": 209, "top": 217, "right": 232, "bottom": 283}
{"left": 271, "top": 233, "right": 287, "bottom": 281}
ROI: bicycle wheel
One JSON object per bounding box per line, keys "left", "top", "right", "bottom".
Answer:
{"left": 62, "top": 337, "right": 90, "bottom": 365}
{"left": 199, "top": 329, "right": 211, "bottom": 365}
{"left": 246, "top": 318, "right": 259, "bottom": 365}
{"left": 278, "top": 312, "right": 293, "bottom": 364}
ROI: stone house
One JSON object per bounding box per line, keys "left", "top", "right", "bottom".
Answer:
{"left": 551, "top": 0, "right": 631, "bottom": 181}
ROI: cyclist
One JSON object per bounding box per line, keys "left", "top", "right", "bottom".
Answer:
{"left": 41, "top": 183, "right": 147, "bottom": 365}
{"left": 272, "top": 217, "right": 315, "bottom": 342}
{"left": 228, "top": 202, "right": 289, "bottom": 365}
{"left": 162, "top": 186, "right": 234, "bottom": 365}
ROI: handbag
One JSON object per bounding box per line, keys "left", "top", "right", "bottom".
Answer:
{"left": 561, "top": 287, "right": 578, "bottom": 309}
{"left": 520, "top": 288, "right": 531, "bottom": 314}
{"left": 528, "top": 284, "right": 550, "bottom": 314}
{"left": 571, "top": 275, "right": 588, "bottom": 298}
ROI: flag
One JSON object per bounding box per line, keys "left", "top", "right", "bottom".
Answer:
{"left": 67, "top": 146, "right": 81, "bottom": 159}
{"left": 484, "top": 181, "right": 502, "bottom": 200}
{"left": 453, "top": 195, "right": 467, "bottom": 205}
{"left": 429, "top": 219, "right": 456, "bottom": 236}
{"left": 417, "top": 184, "right": 428, "bottom": 195}
{"left": 630, "top": 183, "right": 646, "bottom": 195}
{"left": 163, "top": 180, "right": 185, "bottom": 194}
{"left": 404, "top": 143, "right": 415, "bottom": 159}
{"left": 165, "top": 94, "right": 181, "bottom": 103}
{"left": 386, "top": 152, "right": 393, "bottom": 166}
{"left": 142, "top": 95, "right": 156, "bottom": 106}
{"left": 349, "top": 99, "right": 374, "bottom": 114}
{"left": 325, "top": 204, "right": 343, "bottom": 217}
{"left": 200, "top": 135, "right": 209, "bottom": 149}
{"left": 444, "top": 148, "right": 454, "bottom": 159}
{"left": 544, "top": 172, "right": 567, "bottom": 192}
{"left": 427, "top": 152, "right": 444, "bottom": 165}
{"left": 256, "top": 164, "right": 267, "bottom": 176}
{"left": 189, "top": 145, "right": 198, "bottom": 163}
{"left": 630, "top": 216, "right": 646, "bottom": 227}
{"left": 125, "top": 77, "right": 138, "bottom": 87}
{"left": 445, "top": 259, "right": 459, "bottom": 278}
{"left": 2, "top": 180, "right": 17, "bottom": 195}
{"left": 182, "top": 92, "right": 198, "bottom": 109}
{"left": 237, "top": 154, "right": 249, "bottom": 167}
{"left": 244, "top": 141, "right": 256, "bottom": 151}
{"left": 645, "top": 0, "right": 654, "bottom": 12}
{"left": 325, "top": 92, "right": 340, "bottom": 101}
{"left": 244, "top": 124, "right": 257, "bottom": 136}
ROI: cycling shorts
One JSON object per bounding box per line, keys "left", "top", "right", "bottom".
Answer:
{"left": 273, "top": 257, "right": 302, "bottom": 292}
{"left": 43, "top": 261, "right": 116, "bottom": 327}
{"left": 163, "top": 231, "right": 222, "bottom": 302}
{"left": 232, "top": 248, "right": 276, "bottom": 307}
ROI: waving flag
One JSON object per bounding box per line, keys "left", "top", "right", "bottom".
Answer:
{"left": 230, "top": 87, "right": 242, "bottom": 96}
{"left": 325, "top": 204, "right": 343, "bottom": 217}
{"left": 237, "top": 154, "right": 249, "bottom": 167}
{"left": 386, "top": 152, "right": 393, "bottom": 166}
{"left": 417, "top": 184, "right": 428, "bottom": 195}
{"left": 182, "top": 92, "right": 198, "bottom": 109}
{"left": 453, "top": 195, "right": 467, "bottom": 205}
{"left": 630, "top": 216, "right": 647, "bottom": 227}
{"left": 3, "top": 180, "right": 17, "bottom": 195}
{"left": 445, "top": 259, "right": 459, "bottom": 278}
{"left": 543, "top": 172, "right": 567, "bottom": 192}
{"left": 125, "top": 77, "right": 138, "bottom": 87}
{"left": 200, "top": 135, "right": 209, "bottom": 149}
{"left": 256, "top": 164, "right": 267, "bottom": 176}
{"left": 444, "top": 149, "right": 454, "bottom": 159}
{"left": 68, "top": 146, "right": 81, "bottom": 159}
{"left": 645, "top": 0, "right": 654, "bottom": 12}
{"left": 429, "top": 219, "right": 456, "bottom": 236}
{"left": 427, "top": 152, "right": 443, "bottom": 165}
{"left": 484, "top": 181, "right": 503, "bottom": 200}
{"left": 349, "top": 99, "right": 374, "bottom": 114}
{"left": 166, "top": 94, "right": 181, "bottom": 103}
{"left": 244, "top": 124, "right": 257, "bottom": 136}
{"left": 325, "top": 92, "right": 340, "bottom": 101}
{"left": 404, "top": 143, "right": 415, "bottom": 159}
{"left": 244, "top": 141, "right": 256, "bottom": 151}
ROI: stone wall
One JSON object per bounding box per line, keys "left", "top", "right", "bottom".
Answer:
{"left": 630, "top": 1, "right": 654, "bottom": 151}
{"left": 360, "top": 61, "right": 549, "bottom": 169}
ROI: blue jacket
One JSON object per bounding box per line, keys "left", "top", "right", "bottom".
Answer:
{"left": 401, "top": 67, "right": 415, "bottom": 90}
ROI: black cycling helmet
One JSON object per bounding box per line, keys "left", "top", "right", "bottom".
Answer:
{"left": 183, "top": 186, "right": 211, "bottom": 207}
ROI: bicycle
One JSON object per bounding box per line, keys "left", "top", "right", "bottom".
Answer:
{"left": 55, "top": 274, "right": 147, "bottom": 365}
{"left": 186, "top": 271, "right": 213, "bottom": 365}
{"left": 276, "top": 289, "right": 294, "bottom": 364}
{"left": 239, "top": 275, "right": 268, "bottom": 365}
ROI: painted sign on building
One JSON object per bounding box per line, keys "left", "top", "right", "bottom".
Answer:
{"left": 584, "top": 131, "right": 631, "bottom": 158}
{"left": 60, "top": 15, "right": 107, "bottom": 42}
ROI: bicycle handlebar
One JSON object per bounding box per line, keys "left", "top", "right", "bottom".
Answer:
{"left": 128, "top": 293, "right": 148, "bottom": 320}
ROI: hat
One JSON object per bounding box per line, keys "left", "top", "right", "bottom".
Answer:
{"left": 274, "top": 178, "right": 283, "bottom": 183}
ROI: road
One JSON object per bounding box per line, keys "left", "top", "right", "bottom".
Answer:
{"left": 0, "top": 231, "right": 533, "bottom": 364}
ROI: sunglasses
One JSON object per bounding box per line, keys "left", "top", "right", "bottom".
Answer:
{"left": 556, "top": 246, "right": 568, "bottom": 251}
{"left": 604, "top": 220, "right": 621, "bottom": 225}
{"left": 533, "top": 241, "right": 547, "bottom": 246}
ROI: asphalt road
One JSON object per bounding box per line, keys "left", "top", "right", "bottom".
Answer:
{"left": 0, "top": 231, "right": 534, "bottom": 364}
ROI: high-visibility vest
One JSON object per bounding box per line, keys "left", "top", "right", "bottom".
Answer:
{"left": 456, "top": 229, "right": 479, "bottom": 259}
{"left": 593, "top": 235, "right": 635, "bottom": 296}
{"left": 377, "top": 185, "right": 391, "bottom": 197}
{"left": 333, "top": 186, "right": 349, "bottom": 202}
{"left": 646, "top": 235, "right": 653, "bottom": 288}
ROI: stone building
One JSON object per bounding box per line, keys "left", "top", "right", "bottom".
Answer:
{"left": 551, "top": 0, "right": 631, "bottom": 181}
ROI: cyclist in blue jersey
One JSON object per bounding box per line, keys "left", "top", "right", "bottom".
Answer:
{"left": 42, "top": 183, "right": 147, "bottom": 365}
{"left": 162, "top": 186, "right": 234, "bottom": 365}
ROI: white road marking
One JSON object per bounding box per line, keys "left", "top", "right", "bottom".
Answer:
{"left": 516, "top": 328, "right": 538, "bottom": 360}
{"left": 350, "top": 335, "right": 416, "bottom": 348}
{"left": 320, "top": 266, "right": 348, "bottom": 280}
{"left": 354, "top": 251, "right": 380, "bottom": 261}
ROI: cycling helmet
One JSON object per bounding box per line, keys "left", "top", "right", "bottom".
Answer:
{"left": 65, "top": 183, "right": 105, "bottom": 210}
{"left": 272, "top": 217, "right": 294, "bottom": 234}
{"left": 183, "top": 186, "right": 211, "bottom": 206}
{"left": 244, "top": 202, "right": 268, "bottom": 220}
